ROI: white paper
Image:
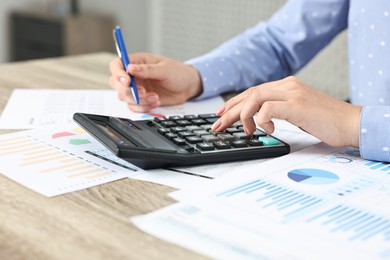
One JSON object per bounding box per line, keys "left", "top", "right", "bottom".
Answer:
{"left": 0, "top": 89, "right": 224, "bottom": 129}
{"left": 0, "top": 126, "right": 142, "bottom": 197}
{"left": 133, "top": 143, "right": 390, "bottom": 259}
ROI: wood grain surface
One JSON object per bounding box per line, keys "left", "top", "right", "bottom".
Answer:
{"left": 0, "top": 53, "right": 206, "bottom": 260}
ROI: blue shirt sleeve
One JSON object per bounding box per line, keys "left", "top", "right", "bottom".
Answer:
{"left": 348, "top": 1, "right": 390, "bottom": 162}
{"left": 360, "top": 106, "right": 390, "bottom": 162}
{"left": 187, "top": 0, "right": 349, "bottom": 100}
{"left": 186, "top": 0, "right": 390, "bottom": 163}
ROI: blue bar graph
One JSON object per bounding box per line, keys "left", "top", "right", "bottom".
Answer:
{"left": 306, "top": 204, "right": 390, "bottom": 242}
{"left": 364, "top": 161, "right": 390, "bottom": 173}
{"left": 216, "top": 179, "right": 323, "bottom": 219}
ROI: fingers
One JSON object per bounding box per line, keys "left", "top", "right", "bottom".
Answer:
{"left": 255, "top": 101, "right": 290, "bottom": 133}
{"left": 123, "top": 92, "right": 161, "bottom": 113}
{"left": 127, "top": 63, "right": 165, "bottom": 81}
{"left": 212, "top": 101, "right": 251, "bottom": 132}
{"left": 109, "top": 58, "right": 131, "bottom": 95}
{"left": 212, "top": 78, "right": 293, "bottom": 134}
{"left": 109, "top": 58, "right": 129, "bottom": 81}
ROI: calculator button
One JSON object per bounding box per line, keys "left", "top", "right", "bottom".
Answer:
{"left": 231, "top": 140, "right": 247, "bottom": 148}
{"left": 176, "top": 120, "right": 192, "bottom": 126}
{"left": 160, "top": 120, "right": 177, "bottom": 128}
{"left": 193, "top": 130, "right": 209, "bottom": 136}
{"left": 178, "top": 131, "right": 194, "bottom": 138}
{"left": 165, "top": 132, "right": 177, "bottom": 140}
{"left": 205, "top": 117, "right": 219, "bottom": 124}
{"left": 200, "top": 124, "right": 213, "bottom": 130}
{"left": 157, "top": 128, "right": 169, "bottom": 135}
{"left": 183, "top": 115, "right": 198, "bottom": 119}
{"left": 186, "top": 125, "right": 203, "bottom": 132}
{"left": 191, "top": 119, "right": 207, "bottom": 125}
{"left": 171, "top": 126, "right": 186, "bottom": 133}
{"left": 226, "top": 127, "right": 242, "bottom": 134}
{"left": 218, "top": 134, "right": 235, "bottom": 142}
{"left": 247, "top": 139, "right": 263, "bottom": 146}
{"left": 233, "top": 132, "right": 250, "bottom": 140}
{"left": 202, "top": 135, "right": 219, "bottom": 142}
{"left": 172, "top": 137, "right": 186, "bottom": 145}
{"left": 186, "top": 136, "right": 204, "bottom": 144}
{"left": 252, "top": 130, "right": 267, "bottom": 138}
{"left": 168, "top": 115, "right": 182, "bottom": 120}
{"left": 153, "top": 117, "right": 165, "bottom": 123}
{"left": 209, "top": 130, "right": 223, "bottom": 136}
{"left": 258, "top": 136, "right": 280, "bottom": 145}
{"left": 213, "top": 141, "right": 231, "bottom": 149}
{"left": 198, "top": 113, "right": 219, "bottom": 118}
{"left": 196, "top": 142, "right": 215, "bottom": 151}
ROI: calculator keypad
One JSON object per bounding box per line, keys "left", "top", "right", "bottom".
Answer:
{"left": 153, "top": 114, "right": 280, "bottom": 153}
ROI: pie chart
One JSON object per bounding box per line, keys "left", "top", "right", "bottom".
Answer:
{"left": 288, "top": 168, "right": 339, "bottom": 185}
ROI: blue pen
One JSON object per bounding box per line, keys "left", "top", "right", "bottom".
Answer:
{"left": 113, "top": 26, "right": 140, "bottom": 106}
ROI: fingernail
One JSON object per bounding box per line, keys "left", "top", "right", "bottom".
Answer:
{"left": 149, "top": 101, "right": 161, "bottom": 109}
{"left": 146, "top": 95, "right": 159, "bottom": 103}
{"left": 211, "top": 120, "right": 221, "bottom": 130}
{"left": 129, "top": 64, "right": 142, "bottom": 72}
{"left": 216, "top": 106, "right": 225, "bottom": 115}
{"left": 119, "top": 76, "right": 128, "bottom": 86}
{"left": 138, "top": 88, "right": 146, "bottom": 97}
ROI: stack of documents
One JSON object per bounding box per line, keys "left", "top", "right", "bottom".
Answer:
{"left": 133, "top": 143, "right": 390, "bottom": 259}
{"left": 0, "top": 89, "right": 228, "bottom": 195}
{"left": 4, "top": 89, "right": 378, "bottom": 259}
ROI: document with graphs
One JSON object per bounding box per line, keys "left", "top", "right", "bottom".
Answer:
{"left": 133, "top": 143, "right": 390, "bottom": 259}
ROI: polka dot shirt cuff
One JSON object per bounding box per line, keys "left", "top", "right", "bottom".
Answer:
{"left": 360, "top": 106, "right": 390, "bottom": 162}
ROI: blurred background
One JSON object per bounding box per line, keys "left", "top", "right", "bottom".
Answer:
{"left": 2, "top": 0, "right": 348, "bottom": 100}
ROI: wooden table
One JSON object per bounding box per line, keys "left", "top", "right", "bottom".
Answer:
{"left": 0, "top": 53, "right": 206, "bottom": 259}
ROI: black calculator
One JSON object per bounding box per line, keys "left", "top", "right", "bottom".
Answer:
{"left": 73, "top": 113, "right": 290, "bottom": 169}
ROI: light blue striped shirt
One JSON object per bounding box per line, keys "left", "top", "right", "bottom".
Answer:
{"left": 188, "top": 0, "right": 390, "bottom": 162}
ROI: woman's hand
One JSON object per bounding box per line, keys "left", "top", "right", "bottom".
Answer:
{"left": 212, "top": 76, "right": 362, "bottom": 147}
{"left": 109, "top": 52, "right": 203, "bottom": 112}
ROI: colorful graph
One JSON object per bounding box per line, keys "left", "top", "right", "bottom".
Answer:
{"left": 52, "top": 128, "right": 86, "bottom": 139}
{"left": 288, "top": 168, "right": 339, "bottom": 185}
{"left": 0, "top": 129, "right": 132, "bottom": 197}
{"left": 1, "top": 136, "right": 109, "bottom": 179}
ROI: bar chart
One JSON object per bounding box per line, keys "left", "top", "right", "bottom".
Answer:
{"left": 306, "top": 204, "right": 390, "bottom": 242}
{"left": 216, "top": 179, "right": 325, "bottom": 222}
{"left": 364, "top": 161, "right": 390, "bottom": 173}
{"left": 0, "top": 128, "right": 136, "bottom": 196}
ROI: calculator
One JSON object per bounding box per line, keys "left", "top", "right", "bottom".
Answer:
{"left": 73, "top": 113, "right": 290, "bottom": 169}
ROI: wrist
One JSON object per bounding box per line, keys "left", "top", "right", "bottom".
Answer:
{"left": 348, "top": 105, "right": 362, "bottom": 147}
{"left": 186, "top": 65, "right": 203, "bottom": 100}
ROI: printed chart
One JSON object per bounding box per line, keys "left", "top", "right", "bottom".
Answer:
{"left": 160, "top": 144, "right": 390, "bottom": 259}
{"left": 287, "top": 168, "right": 339, "bottom": 185}
{"left": 216, "top": 179, "right": 325, "bottom": 222}
{"left": 0, "top": 127, "right": 139, "bottom": 196}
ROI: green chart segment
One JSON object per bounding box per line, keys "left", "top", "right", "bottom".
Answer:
{"left": 288, "top": 168, "right": 339, "bottom": 185}
{"left": 69, "top": 139, "right": 91, "bottom": 145}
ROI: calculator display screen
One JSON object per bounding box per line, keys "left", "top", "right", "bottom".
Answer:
{"left": 95, "top": 122, "right": 136, "bottom": 147}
